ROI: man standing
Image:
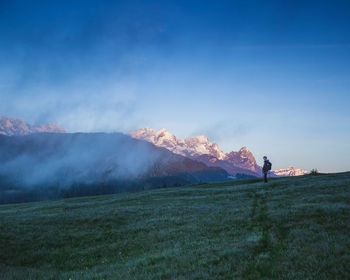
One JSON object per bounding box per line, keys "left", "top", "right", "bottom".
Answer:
{"left": 262, "top": 156, "right": 272, "bottom": 183}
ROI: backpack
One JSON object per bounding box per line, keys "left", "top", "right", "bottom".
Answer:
{"left": 267, "top": 161, "right": 272, "bottom": 171}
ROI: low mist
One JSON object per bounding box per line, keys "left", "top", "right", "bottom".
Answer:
{"left": 0, "top": 133, "right": 164, "bottom": 203}
{"left": 0, "top": 132, "right": 229, "bottom": 204}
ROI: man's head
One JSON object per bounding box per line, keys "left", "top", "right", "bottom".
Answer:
{"left": 263, "top": 156, "right": 267, "bottom": 161}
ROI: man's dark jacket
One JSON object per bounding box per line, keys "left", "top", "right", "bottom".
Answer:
{"left": 263, "top": 160, "right": 271, "bottom": 173}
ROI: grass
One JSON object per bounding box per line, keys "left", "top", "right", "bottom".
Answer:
{"left": 0, "top": 172, "right": 349, "bottom": 279}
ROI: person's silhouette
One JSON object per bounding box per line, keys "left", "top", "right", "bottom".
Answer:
{"left": 262, "top": 156, "right": 272, "bottom": 183}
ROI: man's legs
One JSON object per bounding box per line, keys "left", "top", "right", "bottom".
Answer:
{"left": 264, "top": 172, "right": 268, "bottom": 183}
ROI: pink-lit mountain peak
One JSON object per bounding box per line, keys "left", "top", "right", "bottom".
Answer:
{"left": 130, "top": 127, "right": 227, "bottom": 160}
{"left": 273, "top": 166, "right": 310, "bottom": 176}
{"left": 0, "top": 117, "right": 65, "bottom": 136}
{"left": 130, "top": 127, "right": 310, "bottom": 177}
{"left": 1, "top": 119, "right": 309, "bottom": 177}
{"left": 129, "top": 127, "right": 261, "bottom": 175}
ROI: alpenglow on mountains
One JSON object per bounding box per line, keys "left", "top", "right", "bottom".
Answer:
{"left": 130, "top": 128, "right": 310, "bottom": 177}
{"left": 0, "top": 117, "right": 65, "bottom": 135}
{"left": 130, "top": 128, "right": 262, "bottom": 176}
{"left": 0, "top": 117, "right": 309, "bottom": 177}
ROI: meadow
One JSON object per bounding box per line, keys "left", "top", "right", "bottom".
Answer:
{"left": 0, "top": 172, "right": 349, "bottom": 279}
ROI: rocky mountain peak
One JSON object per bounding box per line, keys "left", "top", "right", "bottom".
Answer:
{"left": 130, "top": 128, "right": 226, "bottom": 160}
{"left": 190, "top": 135, "right": 210, "bottom": 143}
{"left": 158, "top": 128, "right": 169, "bottom": 133}
{"left": 239, "top": 146, "right": 250, "bottom": 153}
{"left": 157, "top": 128, "right": 176, "bottom": 140}
{"left": 130, "top": 127, "right": 259, "bottom": 174}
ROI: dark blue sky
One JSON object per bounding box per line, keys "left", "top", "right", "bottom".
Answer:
{"left": 1, "top": 0, "right": 350, "bottom": 171}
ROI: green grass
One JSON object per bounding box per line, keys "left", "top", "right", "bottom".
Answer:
{"left": 1, "top": 173, "right": 350, "bottom": 279}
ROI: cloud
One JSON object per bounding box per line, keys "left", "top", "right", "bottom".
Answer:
{"left": 0, "top": 133, "right": 161, "bottom": 189}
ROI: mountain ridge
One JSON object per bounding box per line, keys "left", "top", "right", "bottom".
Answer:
{"left": 273, "top": 166, "right": 310, "bottom": 176}
{"left": 0, "top": 117, "right": 309, "bottom": 177}
{"left": 0, "top": 117, "right": 65, "bottom": 136}
{"left": 130, "top": 127, "right": 310, "bottom": 177}
{"left": 130, "top": 127, "right": 261, "bottom": 176}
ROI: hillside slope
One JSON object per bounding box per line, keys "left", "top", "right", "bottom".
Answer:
{"left": 0, "top": 173, "right": 349, "bottom": 279}
{"left": 0, "top": 133, "right": 228, "bottom": 204}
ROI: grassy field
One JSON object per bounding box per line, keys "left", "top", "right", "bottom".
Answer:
{"left": 0, "top": 172, "right": 349, "bottom": 279}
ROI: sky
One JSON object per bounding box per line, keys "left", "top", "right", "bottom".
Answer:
{"left": 0, "top": 0, "right": 349, "bottom": 172}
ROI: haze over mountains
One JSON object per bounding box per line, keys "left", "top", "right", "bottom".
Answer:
{"left": 0, "top": 117, "right": 309, "bottom": 181}
{"left": 130, "top": 128, "right": 309, "bottom": 177}
{"left": 0, "top": 132, "right": 228, "bottom": 204}
{"left": 0, "top": 117, "right": 65, "bottom": 136}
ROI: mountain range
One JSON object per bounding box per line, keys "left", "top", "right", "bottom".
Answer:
{"left": 130, "top": 128, "right": 310, "bottom": 177}
{"left": 130, "top": 128, "right": 263, "bottom": 176}
{"left": 272, "top": 166, "right": 310, "bottom": 176}
{"left": 0, "top": 117, "right": 65, "bottom": 135}
{"left": 0, "top": 117, "right": 309, "bottom": 179}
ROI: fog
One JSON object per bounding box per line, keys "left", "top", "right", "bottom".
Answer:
{"left": 0, "top": 131, "right": 231, "bottom": 203}
{"left": 1, "top": 133, "right": 165, "bottom": 186}
{"left": 0, "top": 133, "right": 172, "bottom": 203}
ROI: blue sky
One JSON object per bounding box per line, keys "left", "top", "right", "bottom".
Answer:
{"left": 0, "top": 0, "right": 349, "bottom": 172}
